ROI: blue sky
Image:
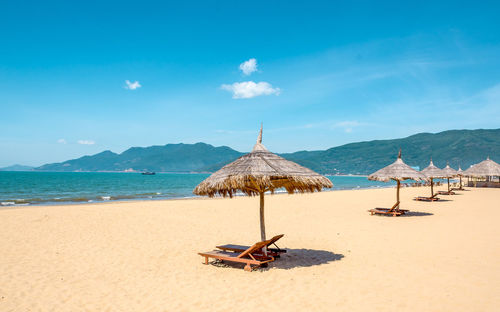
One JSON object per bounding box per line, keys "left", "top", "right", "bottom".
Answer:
{"left": 1, "top": 1, "right": 500, "bottom": 167}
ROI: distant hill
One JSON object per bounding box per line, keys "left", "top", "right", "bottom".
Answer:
{"left": 0, "top": 164, "right": 34, "bottom": 171}
{"left": 36, "top": 143, "right": 243, "bottom": 172}
{"left": 35, "top": 129, "right": 500, "bottom": 174}
{"left": 283, "top": 128, "right": 500, "bottom": 174}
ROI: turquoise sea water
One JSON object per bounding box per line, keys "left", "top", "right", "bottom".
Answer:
{"left": 0, "top": 172, "right": 394, "bottom": 206}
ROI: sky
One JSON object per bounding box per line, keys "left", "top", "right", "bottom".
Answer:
{"left": 1, "top": 0, "right": 500, "bottom": 167}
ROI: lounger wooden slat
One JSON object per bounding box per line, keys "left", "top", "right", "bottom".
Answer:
{"left": 368, "top": 201, "right": 407, "bottom": 217}
{"left": 216, "top": 234, "right": 286, "bottom": 257}
{"left": 437, "top": 190, "right": 455, "bottom": 195}
{"left": 414, "top": 196, "right": 440, "bottom": 201}
{"left": 369, "top": 208, "right": 403, "bottom": 217}
{"left": 199, "top": 240, "right": 275, "bottom": 272}
{"left": 372, "top": 207, "right": 409, "bottom": 213}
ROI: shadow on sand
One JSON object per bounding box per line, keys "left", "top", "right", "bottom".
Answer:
{"left": 370, "top": 210, "right": 434, "bottom": 217}
{"left": 414, "top": 198, "right": 453, "bottom": 202}
{"left": 401, "top": 211, "right": 434, "bottom": 217}
{"left": 209, "top": 248, "right": 344, "bottom": 271}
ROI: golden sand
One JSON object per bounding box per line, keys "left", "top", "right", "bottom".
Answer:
{"left": 1, "top": 185, "right": 499, "bottom": 311}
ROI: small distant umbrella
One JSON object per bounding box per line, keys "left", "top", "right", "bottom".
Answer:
{"left": 193, "top": 125, "right": 333, "bottom": 242}
{"left": 441, "top": 162, "right": 458, "bottom": 193}
{"left": 421, "top": 158, "right": 446, "bottom": 198}
{"left": 463, "top": 157, "right": 500, "bottom": 179}
{"left": 368, "top": 149, "right": 427, "bottom": 211}
{"left": 456, "top": 166, "right": 465, "bottom": 189}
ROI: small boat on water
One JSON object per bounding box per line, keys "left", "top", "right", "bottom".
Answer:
{"left": 142, "top": 172, "right": 156, "bottom": 175}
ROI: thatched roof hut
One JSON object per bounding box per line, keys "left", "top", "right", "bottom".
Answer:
{"left": 421, "top": 159, "right": 446, "bottom": 178}
{"left": 193, "top": 125, "right": 332, "bottom": 241}
{"left": 463, "top": 157, "right": 500, "bottom": 177}
{"left": 368, "top": 149, "right": 427, "bottom": 212}
{"left": 420, "top": 159, "right": 446, "bottom": 198}
{"left": 368, "top": 150, "right": 427, "bottom": 183}
{"left": 441, "top": 163, "right": 458, "bottom": 178}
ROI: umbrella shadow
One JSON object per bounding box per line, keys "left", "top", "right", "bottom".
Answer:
{"left": 264, "top": 249, "right": 344, "bottom": 270}
{"left": 370, "top": 209, "right": 433, "bottom": 217}
{"left": 400, "top": 211, "right": 434, "bottom": 217}
{"left": 208, "top": 248, "right": 344, "bottom": 271}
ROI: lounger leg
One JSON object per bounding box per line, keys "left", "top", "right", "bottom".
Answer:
{"left": 244, "top": 264, "right": 252, "bottom": 272}
{"left": 204, "top": 256, "right": 208, "bottom": 265}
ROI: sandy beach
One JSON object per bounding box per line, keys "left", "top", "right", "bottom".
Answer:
{"left": 1, "top": 185, "right": 499, "bottom": 311}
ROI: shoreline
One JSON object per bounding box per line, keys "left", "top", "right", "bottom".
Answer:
{"left": 1, "top": 179, "right": 459, "bottom": 208}
{"left": 0, "top": 184, "right": 400, "bottom": 208}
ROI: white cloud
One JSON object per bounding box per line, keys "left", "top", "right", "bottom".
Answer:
{"left": 77, "top": 140, "right": 95, "bottom": 145}
{"left": 57, "top": 139, "right": 67, "bottom": 144}
{"left": 221, "top": 81, "right": 280, "bottom": 99}
{"left": 125, "top": 80, "right": 141, "bottom": 90}
{"left": 239, "top": 58, "right": 258, "bottom": 75}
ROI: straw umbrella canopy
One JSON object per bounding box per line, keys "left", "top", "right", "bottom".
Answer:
{"left": 441, "top": 162, "right": 458, "bottom": 193}
{"left": 421, "top": 158, "right": 446, "bottom": 197}
{"left": 463, "top": 157, "right": 500, "bottom": 179}
{"left": 193, "top": 126, "right": 333, "bottom": 241}
{"left": 368, "top": 149, "right": 427, "bottom": 210}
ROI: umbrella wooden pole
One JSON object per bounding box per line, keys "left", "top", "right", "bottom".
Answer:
{"left": 396, "top": 180, "right": 400, "bottom": 209}
{"left": 430, "top": 178, "right": 434, "bottom": 197}
{"left": 447, "top": 178, "right": 450, "bottom": 192}
{"left": 259, "top": 192, "right": 266, "bottom": 242}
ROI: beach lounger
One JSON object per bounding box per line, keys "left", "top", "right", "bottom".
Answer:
{"left": 199, "top": 240, "right": 275, "bottom": 272}
{"left": 369, "top": 208, "right": 403, "bottom": 216}
{"left": 437, "top": 190, "right": 455, "bottom": 195}
{"left": 414, "top": 196, "right": 440, "bottom": 201}
{"left": 368, "top": 201, "right": 408, "bottom": 217}
{"left": 216, "top": 234, "right": 286, "bottom": 257}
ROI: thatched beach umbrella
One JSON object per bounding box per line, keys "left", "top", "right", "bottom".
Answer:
{"left": 368, "top": 149, "right": 427, "bottom": 211}
{"left": 421, "top": 158, "right": 446, "bottom": 198}
{"left": 441, "top": 162, "right": 458, "bottom": 193}
{"left": 463, "top": 157, "right": 500, "bottom": 179}
{"left": 456, "top": 166, "right": 465, "bottom": 190}
{"left": 193, "top": 126, "right": 333, "bottom": 241}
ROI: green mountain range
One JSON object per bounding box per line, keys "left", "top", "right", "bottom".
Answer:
{"left": 0, "top": 164, "right": 35, "bottom": 171}
{"left": 35, "top": 128, "right": 500, "bottom": 174}
{"left": 36, "top": 143, "right": 243, "bottom": 173}
{"left": 283, "top": 128, "right": 500, "bottom": 174}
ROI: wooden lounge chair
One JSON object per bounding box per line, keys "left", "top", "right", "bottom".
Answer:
{"left": 198, "top": 240, "right": 275, "bottom": 272}
{"left": 414, "top": 195, "right": 440, "bottom": 202}
{"left": 368, "top": 201, "right": 408, "bottom": 217}
{"left": 216, "top": 234, "right": 286, "bottom": 257}
{"left": 436, "top": 190, "right": 455, "bottom": 195}
{"left": 414, "top": 191, "right": 440, "bottom": 201}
